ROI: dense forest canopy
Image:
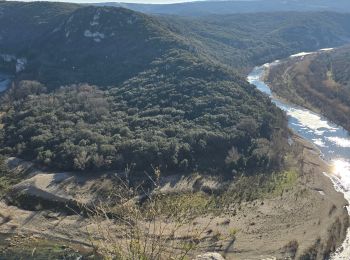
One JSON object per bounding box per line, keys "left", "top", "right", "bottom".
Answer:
{"left": 161, "top": 12, "right": 350, "bottom": 69}
{"left": 1, "top": 50, "right": 287, "bottom": 174}
{"left": 0, "top": 3, "right": 189, "bottom": 87}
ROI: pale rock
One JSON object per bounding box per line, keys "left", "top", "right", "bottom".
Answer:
{"left": 194, "top": 252, "right": 225, "bottom": 260}
{"left": 84, "top": 30, "right": 105, "bottom": 42}
{"left": 16, "top": 58, "right": 27, "bottom": 73}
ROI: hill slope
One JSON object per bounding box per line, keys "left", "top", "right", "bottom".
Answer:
{"left": 0, "top": 2, "right": 288, "bottom": 175}
{"left": 161, "top": 12, "right": 350, "bottom": 70}
{"left": 28, "top": 6, "right": 193, "bottom": 87}
{"left": 96, "top": 0, "right": 350, "bottom": 16}
{"left": 0, "top": 3, "right": 349, "bottom": 259}
{"left": 0, "top": 2, "right": 191, "bottom": 87}
{"left": 2, "top": 2, "right": 350, "bottom": 86}
{"left": 0, "top": 1, "right": 79, "bottom": 52}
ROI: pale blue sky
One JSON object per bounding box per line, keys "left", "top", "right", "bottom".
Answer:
{"left": 10, "top": 0, "right": 202, "bottom": 4}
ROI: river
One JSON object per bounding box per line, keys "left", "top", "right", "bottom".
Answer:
{"left": 0, "top": 73, "right": 11, "bottom": 92}
{"left": 247, "top": 50, "right": 350, "bottom": 259}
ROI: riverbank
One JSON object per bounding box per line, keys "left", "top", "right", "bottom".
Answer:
{"left": 225, "top": 134, "right": 349, "bottom": 259}
{"left": 249, "top": 52, "right": 350, "bottom": 259}
{"left": 0, "top": 133, "right": 348, "bottom": 259}
{"left": 265, "top": 46, "right": 350, "bottom": 132}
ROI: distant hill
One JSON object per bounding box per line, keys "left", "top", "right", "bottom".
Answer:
{"left": 1, "top": 2, "right": 350, "bottom": 87}
{"left": 95, "top": 0, "right": 350, "bottom": 16}
{"left": 160, "top": 12, "right": 350, "bottom": 69}
{"left": 0, "top": 2, "right": 190, "bottom": 86}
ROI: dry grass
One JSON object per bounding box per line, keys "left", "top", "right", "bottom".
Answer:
{"left": 81, "top": 173, "right": 214, "bottom": 259}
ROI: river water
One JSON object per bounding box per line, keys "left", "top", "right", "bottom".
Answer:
{"left": 0, "top": 73, "right": 11, "bottom": 92}
{"left": 247, "top": 51, "right": 350, "bottom": 259}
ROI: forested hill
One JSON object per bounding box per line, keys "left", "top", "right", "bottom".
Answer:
{"left": 0, "top": 2, "right": 192, "bottom": 87}
{"left": 0, "top": 1, "right": 80, "bottom": 53}
{"left": 161, "top": 12, "right": 350, "bottom": 70}
{"left": 2, "top": 2, "right": 350, "bottom": 87}
{"left": 0, "top": 2, "right": 288, "bottom": 175}
{"left": 0, "top": 2, "right": 350, "bottom": 176}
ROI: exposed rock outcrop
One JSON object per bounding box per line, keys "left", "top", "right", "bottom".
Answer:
{"left": 194, "top": 252, "right": 225, "bottom": 260}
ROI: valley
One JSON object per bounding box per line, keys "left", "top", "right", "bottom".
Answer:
{"left": 266, "top": 46, "right": 350, "bottom": 132}
{"left": 249, "top": 54, "right": 350, "bottom": 259}
{"left": 1, "top": 1, "right": 350, "bottom": 259}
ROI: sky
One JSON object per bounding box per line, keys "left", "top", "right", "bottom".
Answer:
{"left": 9, "top": 0, "right": 203, "bottom": 4}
